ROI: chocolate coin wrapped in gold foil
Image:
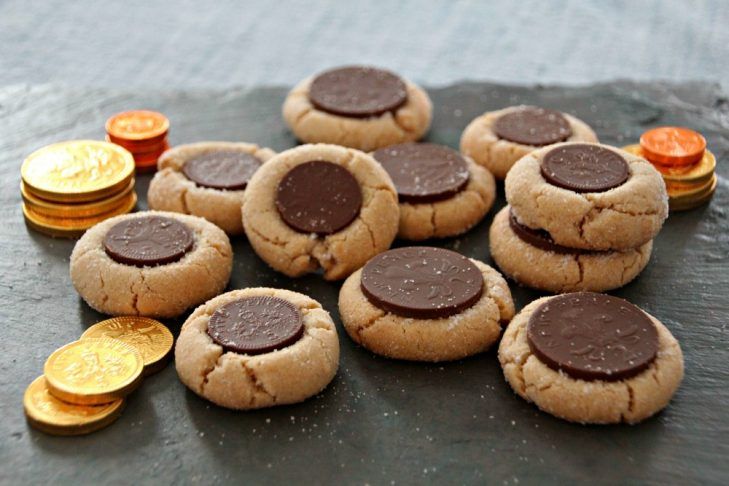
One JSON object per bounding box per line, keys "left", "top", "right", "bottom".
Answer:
{"left": 81, "top": 317, "right": 174, "bottom": 376}
{"left": 21, "top": 140, "right": 135, "bottom": 203}
{"left": 23, "top": 376, "right": 125, "bottom": 436}
{"left": 43, "top": 338, "right": 144, "bottom": 405}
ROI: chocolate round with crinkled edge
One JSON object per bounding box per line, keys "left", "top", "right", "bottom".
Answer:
{"left": 275, "top": 160, "right": 362, "bottom": 235}
{"left": 103, "top": 215, "right": 194, "bottom": 267}
{"left": 509, "top": 209, "right": 595, "bottom": 255}
{"left": 207, "top": 296, "right": 304, "bottom": 355}
{"left": 527, "top": 292, "right": 658, "bottom": 381}
{"left": 541, "top": 144, "right": 630, "bottom": 193}
{"left": 360, "top": 247, "right": 484, "bottom": 319}
{"left": 308, "top": 66, "right": 408, "bottom": 118}
{"left": 493, "top": 107, "right": 572, "bottom": 146}
{"left": 372, "top": 143, "right": 470, "bottom": 203}
{"left": 182, "top": 150, "right": 262, "bottom": 190}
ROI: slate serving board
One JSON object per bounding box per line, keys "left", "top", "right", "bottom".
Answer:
{"left": 1, "top": 82, "right": 727, "bottom": 485}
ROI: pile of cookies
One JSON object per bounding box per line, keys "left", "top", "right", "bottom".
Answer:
{"left": 492, "top": 142, "right": 668, "bottom": 293}
{"left": 24, "top": 64, "right": 692, "bottom": 428}
{"left": 23, "top": 317, "right": 172, "bottom": 435}
{"left": 623, "top": 126, "right": 717, "bottom": 211}
{"left": 20, "top": 140, "right": 138, "bottom": 237}
{"left": 105, "top": 110, "right": 170, "bottom": 172}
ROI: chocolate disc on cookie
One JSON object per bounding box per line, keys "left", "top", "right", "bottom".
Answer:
{"left": 360, "top": 247, "right": 484, "bottom": 319}
{"left": 182, "top": 150, "right": 262, "bottom": 190}
{"left": 509, "top": 209, "right": 591, "bottom": 255}
{"left": 276, "top": 161, "right": 362, "bottom": 235}
{"left": 103, "top": 215, "right": 194, "bottom": 267}
{"left": 541, "top": 144, "right": 630, "bottom": 193}
{"left": 308, "top": 66, "right": 408, "bottom": 118}
{"left": 207, "top": 296, "right": 304, "bottom": 355}
{"left": 372, "top": 143, "right": 470, "bottom": 203}
{"left": 527, "top": 292, "right": 658, "bottom": 381}
{"left": 493, "top": 107, "right": 572, "bottom": 146}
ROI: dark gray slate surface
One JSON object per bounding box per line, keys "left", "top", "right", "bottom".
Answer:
{"left": 0, "top": 82, "right": 728, "bottom": 485}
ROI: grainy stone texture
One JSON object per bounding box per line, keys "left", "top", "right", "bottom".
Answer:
{"left": 0, "top": 82, "right": 728, "bottom": 484}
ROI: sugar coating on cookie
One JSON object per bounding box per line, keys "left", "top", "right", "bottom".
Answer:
{"left": 242, "top": 144, "right": 400, "bottom": 281}
{"left": 175, "top": 288, "right": 339, "bottom": 410}
{"left": 460, "top": 105, "right": 598, "bottom": 179}
{"left": 339, "top": 247, "right": 515, "bottom": 362}
{"left": 70, "top": 211, "right": 233, "bottom": 318}
{"left": 147, "top": 142, "right": 277, "bottom": 235}
{"left": 489, "top": 206, "right": 652, "bottom": 293}
{"left": 372, "top": 143, "right": 496, "bottom": 240}
{"left": 498, "top": 294, "right": 683, "bottom": 424}
{"left": 283, "top": 66, "right": 432, "bottom": 151}
{"left": 506, "top": 142, "right": 669, "bottom": 251}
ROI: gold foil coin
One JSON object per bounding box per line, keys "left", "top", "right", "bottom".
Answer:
{"left": 669, "top": 175, "right": 717, "bottom": 211}
{"left": 21, "top": 178, "right": 136, "bottom": 219}
{"left": 43, "top": 338, "right": 144, "bottom": 405}
{"left": 622, "top": 144, "right": 716, "bottom": 184}
{"left": 22, "top": 191, "right": 137, "bottom": 238}
{"left": 21, "top": 140, "right": 135, "bottom": 203}
{"left": 24, "top": 376, "right": 125, "bottom": 436}
{"left": 81, "top": 317, "right": 174, "bottom": 376}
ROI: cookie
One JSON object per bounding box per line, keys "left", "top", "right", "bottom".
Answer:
{"left": 506, "top": 142, "right": 669, "bottom": 251}
{"left": 147, "top": 142, "right": 276, "bottom": 234}
{"left": 175, "top": 287, "right": 339, "bottom": 410}
{"left": 282, "top": 66, "right": 432, "bottom": 151}
{"left": 339, "top": 247, "right": 515, "bottom": 362}
{"left": 489, "top": 206, "right": 652, "bottom": 293}
{"left": 498, "top": 293, "right": 683, "bottom": 424}
{"left": 242, "top": 144, "right": 399, "bottom": 281}
{"left": 371, "top": 143, "right": 496, "bottom": 240}
{"left": 460, "top": 106, "right": 598, "bottom": 179}
{"left": 70, "top": 211, "right": 233, "bottom": 318}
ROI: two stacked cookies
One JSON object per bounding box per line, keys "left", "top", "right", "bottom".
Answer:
{"left": 491, "top": 142, "right": 669, "bottom": 293}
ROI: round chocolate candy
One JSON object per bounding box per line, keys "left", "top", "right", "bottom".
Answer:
{"left": 182, "top": 150, "right": 262, "bottom": 190}
{"left": 206, "top": 296, "right": 304, "bottom": 355}
{"left": 541, "top": 144, "right": 630, "bottom": 193}
{"left": 527, "top": 292, "right": 659, "bottom": 381}
{"left": 275, "top": 161, "right": 362, "bottom": 235}
{"left": 493, "top": 107, "right": 572, "bottom": 146}
{"left": 360, "top": 247, "right": 484, "bottom": 319}
{"left": 308, "top": 66, "right": 408, "bottom": 118}
{"left": 509, "top": 209, "right": 592, "bottom": 255}
{"left": 372, "top": 143, "right": 470, "bottom": 203}
{"left": 103, "top": 215, "right": 194, "bottom": 267}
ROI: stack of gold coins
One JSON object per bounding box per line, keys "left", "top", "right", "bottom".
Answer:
{"left": 105, "top": 110, "right": 170, "bottom": 173}
{"left": 21, "top": 140, "right": 137, "bottom": 238}
{"left": 24, "top": 317, "right": 173, "bottom": 436}
{"left": 624, "top": 126, "right": 717, "bottom": 211}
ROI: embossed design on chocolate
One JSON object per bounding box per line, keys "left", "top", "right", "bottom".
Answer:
{"left": 103, "top": 215, "right": 194, "bottom": 267}
{"left": 527, "top": 292, "right": 658, "bottom": 381}
{"left": 207, "top": 296, "right": 304, "bottom": 355}
{"left": 308, "top": 66, "right": 408, "bottom": 118}
{"left": 182, "top": 150, "right": 262, "bottom": 190}
{"left": 275, "top": 161, "right": 362, "bottom": 235}
{"left": 360, "top": 247, "right": 484, "bottom": 319}
{"left": 372, "top": 143, "right": 470, "bottom": 203}
{"left": 493, "top": 107, "right": 572, "bottom": 146}
{"left": 508, "top": 209, "right": 595, "bottom": 255}
{"left": 541, "top": 144, "right": 630, "bottom": 192}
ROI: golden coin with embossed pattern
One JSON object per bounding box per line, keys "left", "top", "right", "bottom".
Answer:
{"left": 622, "top": 144, "right": 716, "bottom": 185}
{"left": 81, "top": 317, "right": 174, "bottom": 376}
{"left": 21, "top": 140, "right": 135, "bottom": 203}
{"left": 44, "top": 338, "right": 144, "bottom": 405}
{"left": 24, "top": 376, "right": 125, "bottom": 436}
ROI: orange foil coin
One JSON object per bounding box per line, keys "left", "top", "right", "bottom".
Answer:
{"left": 640, "top": 126, "right": 706, "bottom": 166}
{"left": 106, "top": 110, "right": 169, "bottom": 142}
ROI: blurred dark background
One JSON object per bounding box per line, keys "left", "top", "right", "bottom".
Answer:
{"left": 1, "top": 0, "right": 727, "bottom": 89}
